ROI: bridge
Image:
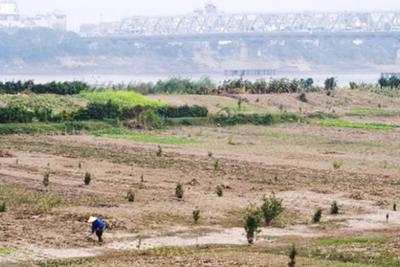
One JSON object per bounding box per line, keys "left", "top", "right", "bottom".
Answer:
{"left": 81, "top": 10, "right": 400, "bottom": 41}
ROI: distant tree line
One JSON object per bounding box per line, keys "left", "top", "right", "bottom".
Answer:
{"left": 378, "top": 76, "right": 400, "bottom": 89}
{"left": 0, "top": 81, "right": 89, "bottom": 95}
{"left": 96, "top": 77, "right": 338, "bottom": 95}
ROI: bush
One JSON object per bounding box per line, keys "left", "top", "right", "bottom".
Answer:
{"left": 298, "top": 92, "right": 308, "bottom": 103}
{"left": 127, "top": 190, "right": 135, "bottom": 203}
{"left": 84, "top": 172, "right": 91, "bottom": 186}
{"left": 244, "top": 207, "right": 262, "bottom": 244}
{"left": 43, "top": 173, "right": 50, "bottom": 188}
{"left": 394, "top": 203, "right": 397, "bottom": 212}
{"left": 330, "top": 201, "right": 339, "bottom": 215}
{"left": 313, "top": 208, "right": 323, "bottom": 223}
{"left": 75, "top": 100, "right": 121, "bottom": 121}
{"left": 288, "top": 245, "right": 297, "bottom": 267}
{"left": 0, "top": 201, "right": 5, "bottom": 213}
{"left": 156, "top": 105, "right": 208, "bottom": 118}
{"left": 215, "top": 185, "right": 224, "bottom": 197}
{"left": 192, "top": 209, "right": 200, "bottom": 224}
{"left": 214, "top": 160, "right": 219, "bottom": 171}
{"left": 260, "top": 195, "right": 284, "bottom": 225}
{"left": 0, "top": 106, "right": 34, "bottom": 123}
{"left": 175, "top": 183, "right": 184, "bottom": 199}
{"left": 325, "top": 77, "right": 337, "bottom": 90}
{"left": 139, "top": 110, "right": 165, "bottom": 129}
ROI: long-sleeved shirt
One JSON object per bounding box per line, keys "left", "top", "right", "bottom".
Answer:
{"left": 91, "top": 219, "right": 106, "bottom": 233}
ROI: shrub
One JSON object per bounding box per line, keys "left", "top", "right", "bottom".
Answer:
{"left": 175, "top": 183, "right": 184, "bottom": 199}
{"left": 215, "top": 185, "right": 224, "bottom": 197}
{"left": 43, "top": 172, "right": 50, "bottom": 188}
{"left": 208, "top": 151, "right": 213, "bottom": 158}
{"left": 156, "top": 145, "right": 162, "bottom": 157}
{"left": 298, "top": 92, "right": 308, "bottom": 103}
{"left": 330, "top": 201, "right": 339, "bottom": 215}
{"left": 288, "top": 245, "right": 297, "bottom": 267}
{"left": 394, "top": 203, "right": 397, "bottom": 212}
{"left": 139, "top": 109, "right": 165, "bottom": 129}
{"left": 325, "top": 77, "right": 337, "bottom": 90}
{"left": 333, "top": 160, "right": 343, "bottom": 170}
{"left": 84, "top": 172, "right": 92, "bottom": 186}
{"left": 260, "top": 195, "right": 284, "bottom": 225}
{"left": 0, "top": 201, "right": 5, "bottom": 213}
{"left": 244, "top": 207, "right": 262, "bottom": 244}
{"left": 192, "top": 209, "right": 200, "bottom": 224}
{"left": 313, "top": 208, "right": 323, "bottom": 223}
{"left": 156, "top": 105, "right": 208, "bottom": 118}
{"left": 127, "top": 190, "right": 135, "bottom": 202}
{"left": 214, "top": 160, "right": 219, "bottom": 171}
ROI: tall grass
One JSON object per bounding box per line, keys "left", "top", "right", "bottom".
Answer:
{"left": 317, "top": 120, "right": 398, "bottom": 130}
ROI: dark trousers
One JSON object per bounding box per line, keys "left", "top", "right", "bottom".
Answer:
{"left": 95, "top": 230, "right": 103, "bottom": 242}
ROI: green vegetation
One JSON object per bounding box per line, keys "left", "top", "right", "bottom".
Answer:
{"left": 317, "top": 120, "right": 398, "bottom": 130}
{"left": 244, "top": 206, "right": 262, "bottom": 244}
{"left": 175, "top": 183, "right": 184, "bottom": 200}
{"left": 313, "top": 208, "right": 323, "bottom": 223}
{"left": 0, "top": 94, "right": 82, "bottom": 114}
{"left": 260, "top": 195, "right": 284, "bottom": 226}
{"left": 0, "top": 80, "right": 88, "bottom": 95}
{"left": 84, "top": 172, "right": 91, "bottom": 186}
{"left": 316, "top": 237, "right": 387, "bottom": 247}
{"left": 215, "top": 185, "right": 224, "bottom": 197}
{"left": 0, "top": 121, "right": 114, "bottom": 135}
{"left": 79, "top": 91, "right": 163, "bottom": 107}
{"left": 192, "top": 209, "right": 200, "bottom": 224}
{"left": 346, "top": 107, "right": 398, "bottom": 117}
{"left": 288, "top": 245, "right": 297, "bottom": 267}
{"left": 214, "top": 112, "right": 301, "bottom": 127}
{"left": 126, "top": 190, "right": 135, "bottom": 203}
{"left": 330, "top": 201, "right": 339, "bottom": 215}
{"left": 0, "top": 201, "right": 5, "bottom": 213}
{"left": 91, "top": 128, "right": 195, "bottom": 145}
{"left": 0, "top": 246, "right": 15, "bottom": 256}
{"left": 43, "top": 172, "right": 50, "bottom": 188}
{"left": 298, "top": 92, "right": 308, "bottom": 103}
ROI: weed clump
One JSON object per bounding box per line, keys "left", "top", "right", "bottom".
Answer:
{"left": 84, "top": 172, "right": 92, "bottom": 186}
{"left": 288, "top": 245, "right": 297, "bottom": 267}
{"left": 330, "top": 201, "right": 339, "bottom": 215}
{"left": 214, "top": 160, "right": 219, "bottom": 171}
{"left": 215, "top": 185, "right": 224, "bottom": 197}
{"left": 0, "top": 201, "right": 5, "bottom": 213}
{"left": 175, "top": 183, "right": 184, "bottom": 200}
{"left": 260, "top": 195, "right": 284, "bottom": 226}
{"left": 192, "top": 209, "right": 200, "bottom": 224}
{"left": 156, "top": 145, "right": 162, "bottom": 157}
{"left": 333, "top": 160, "right": 343, "bottom": 170}
{"left": 127, "top": 190, "right": 135, "bottom": 203}
{"left": 313, "top": 208, "right": 323, "bottom": 223}
{"left": 208, "top": 151, "right": 213, "bottom": 158}
{"left": 42, "top": 172, "right": 50, "bottom": 188}
{"left": 244, "top": 207, "right": 262, "bottom": 244}
{"left": 394, "top": 203, "right": 397, "bottom": 212}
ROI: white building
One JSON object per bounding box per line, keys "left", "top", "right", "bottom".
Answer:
{"left": 0, "top": 0, "right": 66, "bottom": 30}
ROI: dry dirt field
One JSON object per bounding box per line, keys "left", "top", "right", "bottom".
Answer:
{"left": 2, "top": 91, "right": 400, "bottom": 266}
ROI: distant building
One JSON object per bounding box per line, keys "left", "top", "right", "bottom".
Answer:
{"left": 0, "top": 0, "right": 66, "bottom": 31}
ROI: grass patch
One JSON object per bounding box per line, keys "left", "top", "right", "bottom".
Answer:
{"left": 0, "top": 246, "right": 15, "bottom": 256}
{"left": 316, "top": 120, "right": 398, "bottom": 130}
{"left": 346, "top": 107, "right": 398, "bottom": 117}
{"left": 0, "top": 121, "right": 115, "bottom": 135}
{"left": 79, "top": 91, "right": 164, "bottom": 108}
{"left": 323, "top": 263, "right": 376, "bottom": 267}
{"left": 316, "top": 237, "right": 386, "bottom": 247}
{"left": 90, "top": 128, "right": 196, "bottom": 145}
{"left": 0, "top": 94, "right": 82, "bottom": 114}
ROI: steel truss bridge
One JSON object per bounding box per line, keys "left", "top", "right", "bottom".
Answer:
{"left": 115, "top": 11, "right": 400, "bottom": 38}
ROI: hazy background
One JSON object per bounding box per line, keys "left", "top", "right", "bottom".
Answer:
{"left": 16, "top": 0, "right": 400, "bottom": 31}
